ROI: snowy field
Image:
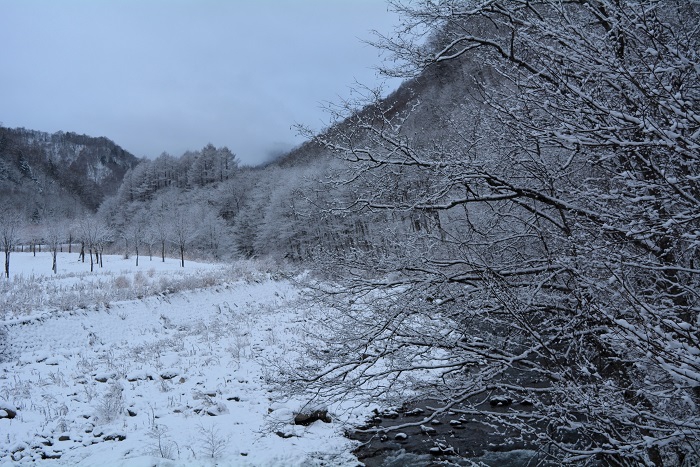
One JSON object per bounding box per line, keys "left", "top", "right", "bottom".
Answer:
{"left": 0, "top": 253, "right": 365, "bottom": 465}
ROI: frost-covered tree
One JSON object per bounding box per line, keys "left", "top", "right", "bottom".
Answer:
{"left": 77, "top": 216, "right": 111, "bottom": 272}
{"left": 0, "top": 208, "right": 22, "bottom": 278}
{"left": 253, "top": 166, "right": 302, "bottom": 259}
{"left": 188, "top": 144, "right": 239, "bottom": 187}
{"left": 290, "top": 1, "right": 700, "bottom": 465}
{"left": 24, "top": 222, "right": 43, "bottom": 256}
{"left": 148, "top": 194, "right": 173, "bottom": 263}
{"left": 170, "top": 205, "right": 198, "bottom": 268}
{"left": 123, "top": 212, "right": 148, "bottom": 266}
{"left": 214, "top": 146, "right": 238, "bottom": 182}
{"left": 195, "top": 209, "right": 230, "bottom": 260}
{"left": 216, "top": 173, "right": 249, "bottom": 221}
{"left": 44, "top": 219, "right": 66, "bottom": 274}
{"left": 233, "top": 171, "right": 274, "bottom": 258}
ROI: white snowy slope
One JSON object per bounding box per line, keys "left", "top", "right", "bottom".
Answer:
{"left": 0, "top": 253, "right": 364, "bottom": 466}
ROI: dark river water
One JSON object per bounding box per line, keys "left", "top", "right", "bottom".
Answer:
{"left": 349, "top": 398, "right": 551, "bottom": 466}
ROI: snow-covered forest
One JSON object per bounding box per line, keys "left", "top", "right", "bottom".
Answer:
{"left": 2, "top": 1, "right": 699, "bottom": 465}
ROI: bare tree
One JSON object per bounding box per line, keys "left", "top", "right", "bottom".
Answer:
{"left": 196, "top": 209, "right": 229, "bottom": 260}
{"left": 124, "top": 215, "right": 146, "bottom": 267}
{"left": 44, "top": 219, "right": 65, "bottom": 274}
{"left": 0, "top": 208, "right": 22, "bottom": 279}
{"left": 77, "top": 216, "right": 111, "bottom": 272}
{"left": 25, "top": 223, "right": 42, "bottom": 257}
{"left": 149, "top": 196, "right": 171, "bottom": 262}
{"left": 289, "top": 1, "right": 700, "bottom": 465}
{"left": 66, "top": 222, "right": 76, "bottom": 254}
{"left": 143, "top": 221, "right": 156, "bottom": 261}
{"left": 170, "top": 205, "right": 198, "bottom": 268}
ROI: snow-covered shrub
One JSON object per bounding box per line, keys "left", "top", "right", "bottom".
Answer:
{"left": 133, "top": 270, "right": 148, "bottom": 288}
{"left": 95, "top": 382, "right": 124, "bottom": 424}
{"left": 0, "top": 256, "right": 245, "bottom": 319}
{"left": 157, "top": 276, "right": 173, "bottom": 294}
{"left": 146, "top": 424, "right": 178, "bottom": 460}
{"left": 113, "top": 275, "right": 131, "bottom": 289}
{"left": 227, "top": 259, "right": 277, "bottom": 284}
{"left": 197, "top": 423, "right": 228, "bottom": 459}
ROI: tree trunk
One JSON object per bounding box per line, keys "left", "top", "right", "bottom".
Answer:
{"left": 135, "top": 245, "right": 139, "bottom": 267}
{"left": 89, "top": 248, "right": 94, "bottom": 272}
{"left": 180, "top": 245, "right": 184, "bottom": 267}
{"left": 52, "top": 250, "right": 57, "bottom": 274}
{"left": 4, "top": 250, "right": 9, "bottom": 279}
{"left": 161, "top": 240, "right": 165, "bottom": 262}
{"left": 80, "top": 242, "right": 85, "bottom": 262}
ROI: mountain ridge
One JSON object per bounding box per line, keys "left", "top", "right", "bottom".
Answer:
{"left": 0, "top": 126, "right": 139, "bottom": 216}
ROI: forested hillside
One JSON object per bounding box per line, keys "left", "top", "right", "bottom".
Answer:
{"left": 94, "top": 59, "right": 478, "bottom": 265}
{"left": 97, "top": 144, "right": 240, "bottom": 264}
{"left": 0, "top": 127, "right": 138, "bottom": 214}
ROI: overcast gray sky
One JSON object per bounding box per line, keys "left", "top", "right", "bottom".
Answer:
{"left": 0, "top": 0, "right": 403, "bottom": 165}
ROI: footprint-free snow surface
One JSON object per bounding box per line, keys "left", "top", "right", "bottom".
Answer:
{"left": 0, "top": 253, "right": 362, "bottom": 466}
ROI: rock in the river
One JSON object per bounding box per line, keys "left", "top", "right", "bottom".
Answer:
{"left": 429, "top": 443, "right": 456, "bottom": 455}
{"left": 160, "top": 369, "right": 180, "bottom": 380}
{"left": 0, "top": 404, "right": 17, "bottom": 419}
{"left": 489, "top": 396, "right": 513, "bottom": 407}
{"left": 293, "top": 409, "right": 331, "bottom": 426}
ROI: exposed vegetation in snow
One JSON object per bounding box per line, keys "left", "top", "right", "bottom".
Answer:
{"left": 0, "top": 254, "right": 364, "bottom": 466}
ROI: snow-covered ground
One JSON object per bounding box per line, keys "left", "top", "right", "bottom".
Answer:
{"left": 0, "top": 253, "right": 365, "bottom": 465}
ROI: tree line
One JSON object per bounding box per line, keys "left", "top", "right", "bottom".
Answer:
{"left": 0, "top": 143, "right": 238, "bottom": 276}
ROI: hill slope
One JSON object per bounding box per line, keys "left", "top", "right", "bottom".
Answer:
{"left": 0, "top": 127, "right": 139, "bottom": 216}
